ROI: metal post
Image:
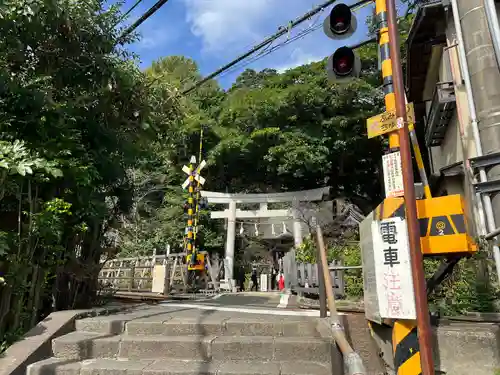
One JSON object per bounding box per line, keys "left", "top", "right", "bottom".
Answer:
{"left": 315, "top": 224, "right": 365, "bottom": 375}
{"left": 375, "top": 2, "right": 423, "bottom": 373}
{"left": 451, "top": 0, "right": 500, "bottom": 285}
{"left": 385, "top": 1, "right": 435, "bottom": 375}
{"left": 317, "top": 245, "right": 328, "bottom": 318}
{"left": 484, "top": 0, "right": 500, "bottom": 71}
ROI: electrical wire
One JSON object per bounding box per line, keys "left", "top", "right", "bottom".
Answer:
{"left": 147, "top": 2, "right": 326, "bottom": 94}
{"left": 216, "top": 16, "right": 323, "bottom": 80}
{"left": 113, "top": 0, "right": 145, "bottom": 28}
{"left": 144, "top": 0, "right": 375, "bottom": 94}
{"left": 182, "top": 0, "right": 375, "bottom": 92}
{"left": 180, "top": 0, "right": 342, "bottom": 95}
{"left": 211, "top": 8, "right": 328, "bottom": 82}
{"left": 118, "top": 0, "right": 172, "bottom": 42}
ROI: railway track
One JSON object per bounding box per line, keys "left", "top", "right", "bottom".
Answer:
{"left": 296, "top": 296, "right": 500, "bottom": 324}
{"left": 104, "top": 291, "right": 500, "bottom": 325}
{"left": 105, "top": 290, "right": 219, "bottom": 303}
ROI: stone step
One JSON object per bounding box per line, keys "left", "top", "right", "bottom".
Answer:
{"left": 52, "top": 333, "right": 335, "bottom": 362}
{"left": 76, "top": 314, "right": 321, "bottom": 337}
{"left": 28, "top": 357, "right": 334, "bottom": 375}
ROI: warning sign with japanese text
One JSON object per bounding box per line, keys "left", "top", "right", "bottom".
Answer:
{"left": 382, "top": 151, "right": 404, "bottom": 198}
{"left": 366, "top": 103, "right": 415, "bottom": 139}
{"left": 372, "top": 217, "right": 416, "bottom": 320}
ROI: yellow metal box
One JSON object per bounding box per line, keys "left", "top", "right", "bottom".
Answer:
{"left": 374, "top": 195, "right": 477, "bottom": 255}
{"left": 186, "top": 253, "right": 205, "bottom": 271}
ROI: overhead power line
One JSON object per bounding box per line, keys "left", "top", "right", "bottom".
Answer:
{"left": 181, "top": 0, "right": 374, "bottom": 95}
{"left": 181, "top": 0, "right": 339, "bottom": 95}
{"left": 118, "top": 0, "right": 171, "bottom": 42}
{"left": 214, "top": 0, "right": 374, "bottom": 83}
{"left": 113, "top": 0, "right": 145, "bottom": 28}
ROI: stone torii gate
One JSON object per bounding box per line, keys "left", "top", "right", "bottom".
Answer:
{"left": 200, "top": 187, "right": 331, "bottom": 286}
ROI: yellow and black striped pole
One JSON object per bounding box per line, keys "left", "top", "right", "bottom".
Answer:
{"left": 375, "top": 0, "right": 422, "bottom": 374}
{"left": 378, "top": 0, "right": 431, "bottom": 199}
{"left": 192, "top": 128, "right": 204, "bottom": 265}
{"left": 408, "top": 117, "right": 432, "bottom": 200}
{"left": 377, "top": 0, "right": 399, "bottom": 151}
{"left": 186, "top": 157, "right": 195, "bottom": 258}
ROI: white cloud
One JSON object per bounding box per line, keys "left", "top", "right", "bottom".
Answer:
{"left": 183, "top": 0, "right": 277, "bottom": 53}
{"left": 179, "top": 0, "right": 365, "bottom": 83}
{"left": 136, "top": 26, "right": 175, "bottom": 51}
{"left": 274, "top": 47, "right": 323, "bottom": 73}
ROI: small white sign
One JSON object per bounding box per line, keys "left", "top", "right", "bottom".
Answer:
{"left": 151, "top": 265, "right": 167, "bottom": 294}
{"left": 260, "top": 274, "right": 268, "bottom": 292}
{"left": 396, "top": 116, "right": 404, "bottom": 129}
{"left": 382, "top": 151, "right": 404, "bottom": 198}
{"left": 372, "top": 217, "right": 416, "bottom": 320}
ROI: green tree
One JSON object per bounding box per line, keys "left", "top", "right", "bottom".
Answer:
{"left": 207, "top": 49, "right": 385, "bottom": 208}
{"left": 0, "top": 0, "right": 181, "bottom": 346}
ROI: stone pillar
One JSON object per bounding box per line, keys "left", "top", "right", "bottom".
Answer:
{"left": 292, "top": 200, "right": 303, "bottom": 247}
{"left": 288, "top": 199, "right": 302, "bottom": 290}
{"left": 225, "top": 201, "right": 237, "bottom": 281}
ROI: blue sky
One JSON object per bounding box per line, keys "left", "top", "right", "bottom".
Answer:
{"left": 116, "top": 0, "right": 405, "bottom": 89}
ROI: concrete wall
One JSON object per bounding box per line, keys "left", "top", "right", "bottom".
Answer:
{"left": 368, "top": 318, "right": 500, "bottom": 375}
{"left": 433, "top": 321, "right": 500, "bottom": 375}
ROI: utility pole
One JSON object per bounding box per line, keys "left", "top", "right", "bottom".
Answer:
{"left": 385, "top": 1, "right": 435, "bottom": 374}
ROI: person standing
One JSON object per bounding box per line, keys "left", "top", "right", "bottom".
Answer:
{"left": 270, "top": 268, "right": 276, "bottom": 290}
{"left": 278, "top": 273, "right": 285, "bottom": 291}
{"left": 250, "top": 266, "right": 258, "bottom": 291}
{"left": 238, "top": 265, "right": 246, "bottom": 292}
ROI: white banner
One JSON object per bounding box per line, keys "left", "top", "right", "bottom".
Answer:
{"left": 372, "top": 217, "right": 416, "bottom": 320}
{"left": 382, "top": 151, "right": 404, "bottom": 198}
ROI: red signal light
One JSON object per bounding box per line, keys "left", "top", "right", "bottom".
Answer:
{"left": 328, "top": 4, "right": 352, "bottom": 35}
{"left": 331, "top": 47, "right": 355, "bottom": 77}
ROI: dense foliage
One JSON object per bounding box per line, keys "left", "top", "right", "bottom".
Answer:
{"left": 0, "top": 0, "right": 182, "bottom": 348}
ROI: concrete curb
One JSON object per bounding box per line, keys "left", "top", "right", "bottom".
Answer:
{"left": 0, "top": 303, "right": 142, "bottom": 375}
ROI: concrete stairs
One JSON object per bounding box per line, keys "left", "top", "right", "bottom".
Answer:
{"left": 27, "top": 305, "right": 340, "bottom": 375}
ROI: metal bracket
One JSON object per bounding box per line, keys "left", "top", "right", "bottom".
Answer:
{"left": 469, "top": 151, "right": 500, "bottom": 170}
{"left": 440, "top": 161, "right": 464, "bottom": 177}
{"left": 426, "top": 256, "right": 461, "bottom": 296}
{"left": 485, "top": 226, "right": 500, "bottom": 240}
{"left": 473, "top": 178, "right": 500, "bottom": 194}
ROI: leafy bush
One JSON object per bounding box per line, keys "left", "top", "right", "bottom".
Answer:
{"left": 295, "top": 236, "right": 363, "bottom": 299}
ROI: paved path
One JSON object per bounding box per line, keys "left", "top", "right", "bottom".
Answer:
{"left": 160, "top": 291, "right": 345, "bottom": 317}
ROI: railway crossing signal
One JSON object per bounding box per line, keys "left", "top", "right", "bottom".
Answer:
{"left": 323, "top": 3, "right": 357, "bottom": 39}
{"left": 181, "top": 156, "right": 207, "bottom": 272}
{"left": 182, "top": 158, "right": 206, "bottom": 190}
{"left": 326, "top": 47, "right": 361, "bottom": 82}
{"left": 323, "top": 3, "right": 361, "bottom": 82}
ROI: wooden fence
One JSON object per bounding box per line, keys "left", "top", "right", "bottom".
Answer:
{"left": 98, "top": 251, "right": 224, "bottom": 293}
